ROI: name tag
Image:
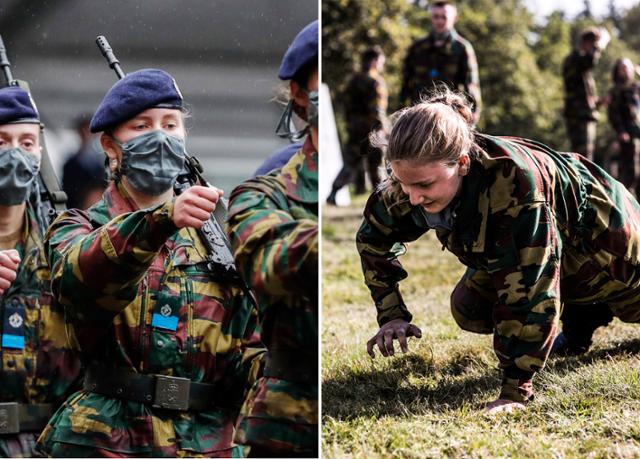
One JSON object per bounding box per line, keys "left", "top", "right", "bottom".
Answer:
{"left": 151, "top": 313, "right": 179, "bottom": 331}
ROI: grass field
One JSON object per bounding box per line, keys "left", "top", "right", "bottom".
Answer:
{"left": 321, "top": 196, "right": 640, "bottom": 458}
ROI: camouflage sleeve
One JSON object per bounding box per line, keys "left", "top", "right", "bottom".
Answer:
{"left": 487, "top": 202, "right": 561, "bottom": 403}
{"left": 607, "top": 88, "right": 626, "bottom": 134}
{"left": 356, "top": 192, "right": 429, "bottom": 326}
{"left": 227, "top": 186, "right": 318, "bottom": 298}
{"left": 462, "top": 42, "right": 482, "bottom": 115}
{"left": 220, "top": 295, "right": 266, "bottom": 409}
{"left": 45, "top": 201, "right": 178, "bottom": 351}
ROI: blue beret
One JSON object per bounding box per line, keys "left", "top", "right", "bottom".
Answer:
{"left": 278, "top": 20, "right": 318, "bottom": 81}
{"left": 90, "top": 68, "right": 183, "bottom": 133}
{"left": 0, "top": 86, "right": 40, "bottom": 125}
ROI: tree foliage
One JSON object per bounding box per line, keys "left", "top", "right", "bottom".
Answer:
{"left": 322, "top": 0, "right": 640, "bottom": 155}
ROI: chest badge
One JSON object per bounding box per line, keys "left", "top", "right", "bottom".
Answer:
{"left": 8, "top": 313, "right": 23, "bottom": 329}
{"left": 160, "top": 305, "right": 172, "bottom": 317}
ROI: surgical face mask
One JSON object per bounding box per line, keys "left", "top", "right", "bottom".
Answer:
{"left": 307, "top": 90, "right": 318, "bottom": 128}
{"left": 0, "top": 148, "right": 40, "bottom": 206}
{"left": 276, "top": 89, "right": 318, "bottom": 141}
{"left": 115, "top": 130, "right": 186, "bottom": 196}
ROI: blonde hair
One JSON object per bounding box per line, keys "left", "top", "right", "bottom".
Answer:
{"left": 371, "top": 87, "right": 476, "bottom": 202}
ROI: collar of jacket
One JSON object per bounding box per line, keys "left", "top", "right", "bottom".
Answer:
{"left": 452, "top": 149, "right": 489, "bottom": 253}
{"left": 281, "top": 135, "right": 318, "bottom": 204}
{"left": 428, "top": 28, "right": 457, "bottom": 46}
{"left": 102, "top": 180, "right": 145, "bottom": 219}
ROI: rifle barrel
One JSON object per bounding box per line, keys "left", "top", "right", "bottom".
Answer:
{"left": 96, "top": 35, "right": 125, "bottom": 79}
{"left": 0, "top": 35, "right": 16, "bottom": 85}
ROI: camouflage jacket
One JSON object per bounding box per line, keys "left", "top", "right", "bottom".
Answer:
{"left": 357, "top": 134, "right": 640, "bottom": 402}
{"left": 562, "top": 48, "right": 599, "bottom": 120}
{"left": 607, "top": 81, "right": 640, "bottom": 136}
{"left": 400, "top": 29, "right": 481, "bottom": 112}
{"left": 344, "top": 69, "right": 388, "bottom": 137}
{"left": 38, "top": 181, "right": 263, "bottom": 457}
{"left": 0, "top": 202, "right": 81, "bottom": 454}
{"left": 227, "top": 137, "right": 318, "bottom": 454}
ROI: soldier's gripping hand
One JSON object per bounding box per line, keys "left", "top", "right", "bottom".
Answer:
{"left": 173, "top": 185, "right": 223, "bottom": 229}
{"left": 0, "top": 249, "right": 20, "bottom": 295}
{"left": 366, "top": 318, "right": 422, "bottom": 358}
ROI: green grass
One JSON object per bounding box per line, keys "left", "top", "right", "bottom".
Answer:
{"left": 322, "top": 198, "right": 640, "bottom": 458}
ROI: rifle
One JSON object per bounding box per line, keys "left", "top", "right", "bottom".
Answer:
{"left": 0, "top": 35, "right": 67, "bottom": 228}
{"left": 95, "top": 36, "right": 251, "bottom": 289}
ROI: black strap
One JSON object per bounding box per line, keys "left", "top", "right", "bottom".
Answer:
{"left": 84, "top": 365, "right": 218, "bottom": 411}
{"left": 263, "top": 349, "right": 317, "bottom": 385}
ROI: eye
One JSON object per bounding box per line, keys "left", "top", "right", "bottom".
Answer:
{"left": 21, "top": 140, "right": 35, "bottom": 150}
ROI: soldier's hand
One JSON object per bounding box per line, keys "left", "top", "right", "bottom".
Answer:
{"left": 485, "top": 398, "right": 526, "bottom": 414}
{"left": 366, "top": 319, "right": 422, "bottom": 358}
{"left": 173, "top": 185, "right": 223, "bottom": 229}
{"left": 0, "top": 249, "right": 20, "bottom": 295}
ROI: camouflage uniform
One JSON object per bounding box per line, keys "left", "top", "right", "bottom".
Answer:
{"left": 331, "top": 69, "right": 388, "bottom": 194}
{"left": 562, "top": 49, "right": 600, "bottom": 160}
{"left": 607, "top": 81, "right": 640, "bottom": 192}
{"left": 36, "top": 181, "right": 263, "bottom": 457}
{"left": 0, "top": 203, "right": 81, "bottom": 458}
{"left": 400, "top": 29, "right": 481, "bottom": 113}
{"left": 227, "top": 137, "right": 318, "bottom": 457}
{"left": 357, "top": 133, "right": 640, "bottom": 403}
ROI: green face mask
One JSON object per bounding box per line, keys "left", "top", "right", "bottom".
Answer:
{"left": 114, "top": 130, "right": 186, "bottom": 196}
{"left": 0, "top": 148, "right": 40, "bottom": 206}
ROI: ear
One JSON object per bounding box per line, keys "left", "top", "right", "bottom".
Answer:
{"left": 458, "top": 153, "right": 470, "bottom": 176}
{"left": 100, "top": 133, "right": 121, "bottom": 162}
{"left": 290, "top": 80, "right": 309, "bottom": 109}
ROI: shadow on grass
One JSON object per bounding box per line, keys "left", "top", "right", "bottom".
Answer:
{"left": 322, "top": 338, "right": 640, "bottom": 421}
{"left": 545, "top": 337, "right": 640, "bottom": 375}
{"left": 322, "top": 352, "right": 499, "bottom": 420}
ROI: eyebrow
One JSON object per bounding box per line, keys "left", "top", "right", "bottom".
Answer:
{"left": 396, "top": 177, "right": 435, "bottom": 187}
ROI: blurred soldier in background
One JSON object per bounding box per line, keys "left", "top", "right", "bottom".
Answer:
{"left": 400, "top": 1, "right": 481, "bottom": 123}
{"left": 562, "top": 26, "right": 610, "bottom": 161}
{"left": 607, "top": 57, "right": 640, "bottom": 196}
{"left": 0, "top": 86, "right": 81, "bottom": 457}
{"left": 327, "top": 46, "right": 387, "bottom": 205}
{"left": 228, "top": 20, "right": 318, "bottom": 458}
{"left": 61, "top": 113, "right": 106, "bottom": 209}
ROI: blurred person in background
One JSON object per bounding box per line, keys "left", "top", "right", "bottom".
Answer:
{"left": 400, "top": 0, "right": 481, "bottom": 123}
{"left": 61, "top": 113, "right": 107, "bottom": 210}
{"left": 607, "top": 57, "right": 640, "bottom": 196}
{"left": 562, "top": 26, "right": 610, "bottom": 161}
{"left": 228, "top": 20, "right": 318, "bottom": 458}
{"left": 327, "top": 46, "right": 387, "bottom": 205}
{"left": 0, "top": 86, "right": 81, "bottom": 458}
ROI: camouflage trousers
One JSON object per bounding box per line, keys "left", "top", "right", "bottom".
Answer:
{"left": 565, "top": 117, "right": 596, "bottom": 161}
{"left": 0, "top": 433, "right": 38, "bottom": 458}
{"left": 450, "top": 267, "right": 640, "bottom": 335}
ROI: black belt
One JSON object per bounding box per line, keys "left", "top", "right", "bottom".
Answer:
{"left": 263, "top": 350, "right": 317, "bottom": 384}
{"left": 84, "top": 365, "right": 218, "bottom": 411}
{"left": 0, "top": 402, "right": 53, "bottom": 435}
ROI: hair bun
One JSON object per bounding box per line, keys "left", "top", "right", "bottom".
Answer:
{"left": 426, "top": 88, "right": 474, "bottom": 127}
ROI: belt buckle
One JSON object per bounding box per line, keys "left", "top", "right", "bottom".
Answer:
{"left": 153, "top": 375, "right": 191, "bottom": 411}
{"left": 0, "top": 403, "right": 20, "bottom": 434}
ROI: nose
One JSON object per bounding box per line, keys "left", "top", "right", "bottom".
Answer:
{"left": 408, "top": 188, "right": 425, "bottom": 206}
